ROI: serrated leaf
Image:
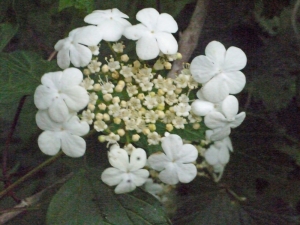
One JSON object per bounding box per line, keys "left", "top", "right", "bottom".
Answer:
{"left": 47, "top": 168, "right": 170, "bottom": 225}
{"left": 0, "top": 23, "right": 19, "bottom": 52}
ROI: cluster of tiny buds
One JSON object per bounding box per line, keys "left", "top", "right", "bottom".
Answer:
{"left": 79, "top": 42, "right": 202, "bottom": 147}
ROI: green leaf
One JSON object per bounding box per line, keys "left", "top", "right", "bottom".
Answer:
{"left": 0, "top": 0, "right": 10, "bottom": 22}
{"left": 47, "top": 168, "right": 170, "bottom": 225}
{"left": 0, "top": 23, "right": 19, "bottom": 52}
{"left": 58, "top": 0, "right": 94, "bottom": 13}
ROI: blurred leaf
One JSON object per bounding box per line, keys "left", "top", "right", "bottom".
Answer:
{"left": 47, "top": 168, "right": 170, "bottom": 225}
{"left": 0, "top": 0, "right": 11, "bottom": 22}
{"left": 0, "top": 23, "right": 19, "bottom": 52}
{"left": 58, "top": 0, "right": 94, "bottom": 13}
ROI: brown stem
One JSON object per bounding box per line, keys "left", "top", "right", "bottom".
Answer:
{"left": 168, "top": 0, "right": 209, "bottom": 78}
{"left": 47, "top": 51, "right": 57, "bottom": 62}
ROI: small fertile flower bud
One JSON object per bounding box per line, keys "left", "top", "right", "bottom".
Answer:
{"left": 157, "top": 104, "right": 165, "bottom": 111}
{"left": 103, "top": 94, "right": 112, "bottom": 102}
{"left": 124, "top": 77, "right": 132, "bottom": 83}
{"left": 98, "top": 103, "right": 106, "bottom": 110}
{"left": 103, "top": 113, "right": 110, "bottom": 121}
{"left": 157, "top": 89, "right": 165, "bottom": 96}
{"left": 175, "top": 88, "right": 182, "bottom": 94}
{"left": 164, "top": 62, "right": 172, "bottom": 70}
{"left": 98, "top": 135, "right": 106, "bottom": 142}
{"left": 166, "top": 124, "right": 173, "bottom": 132}
{"left": 132, "top": 134, "right": 140, "bottom": 142}
{"left": 83, "top": 69, "right": 91, "bottom": 76}
{"left": 112, "top": 71, "right": 119, "bottom": 79}
{"left": 88, "top": 103, "right": 95, "bottom": 111}
{"left": 96, "top": 113, "right": 103, "bottom": 120}
{"left": 115, "top": 85, "right": 124, "bottom": 92}
{"left": 120, "top": 100, "right": 127, "bottom": 107}
{"left": 102, "top": 64, "right": 109, "bottom": 73}
{"left": 114, "top": 117, "right": 121, "bottom": 124}
{"left": 176, "top": 52, "right": 182, "bottom": 60}
{"left": 156, "top": 110, "right": 165, "bottom": 119}
{"left": 137, "top": 93, "right": 145, "bottom": 100}
{"left": 133, "top": 60, "right": 141, "bottom": 68}
{"left": 193, "top": 123, "right": 200, "bottom": 129}
{"left": 117, "top": 129, "right": 125, "bottom": 136}
{"left": 148, "top": 124, "right": 156, "bottom": 131}
{"left": 121, "top": 54, "right": 129, "bottom": 62}
{"left": 149, "top": 92, "right": 155, "bottom": 97}
{"left": 142, "top": 128, "right": 150, "bottom": 135}
{"left": 118, "top": 80, "right": 125, "bottom": 87}
{"left": 93, "top": 83, "right": 101, "bottom": 91}
{"left": 112, "top": 96, "right": 120, "bottom": 103}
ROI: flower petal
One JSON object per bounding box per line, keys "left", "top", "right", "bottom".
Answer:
{"left": 202, "top": 74, "right": 229, "bottom": 103}
{"left": 64, "top": 115, "right": 90, "bottom": 136}
{"left": 161, "top": 133, "right": 183, "bottom": 160}
{"left": 136, "top": 36, "right": 159, "bottom": 60}
{"left": 176, "top": 163, "right": 197, "bottom": 183}
{"left": 204, "top": 111, "right": 227, "bottom": 129}
{"left": 204, "top": 145, "right": 219, "bottom": 165}
{"left": 98, "top": 21, "right": 125, "bottom": 41}
{"left": 136, "top": 8, "right": 159, "bottom": 30}
{"left": 129, "top": 148, "right": 147, "bottom": 171}
{"left": 73, "top": 26, "right": 102, "bottom": 46}
{"left": 156, "top": 13, "right": 178, "bottom": 33}
{"left": 60, "top": 132, "right": 86, "bottom": 157}
{"left": 205, "top": 41, "right": 226, "bottom": 67}
{"left": 191, "top": 99, "right": 214, "bottom": 117}
{"left": 158, "top": 162, "right": 178, "bottom": 185}
{"left": 209, "top": 126, "right": 231, "bottom": 141}
{"left": 123, "top": 24, "right": 149, "bottom": 40}
{"left": 34, "top": 85, "right": 57, "bottom": 110}
{"left": 38, "top": 131, "right": 61, "bottom": 156}
{"left": 108, "top": 146, "right": 129, "bottom": 171}
{"left": 155, "top": 32, "right": 178, "bottom": 55}
{"left": 225, "top": 71, "right": 246, "bottom": 94}
{"left": 69, "top": 44, "right": 92, "bottom": 68}
{"left": 61, "top": 86, "right": 89, "bottom": 111}
{"left": 131, "top": 169, "right": 149, "bottom": 186}
{"left": 190, "top": 55, "right": 218, "bottom": 84}
{"left": 101, "top": 167, "right": 124, "bottom": 186}
{"left": 223, "top": 46, "right": 247, "bottom": 71}
{"left": 148, "top": 152, "right": 169, "bottom": 171}
{"left": 41, "top": 71, "right": 62, "bottom": 89}
{"left": 56, "top": 48, "right": 71, "bottom": 69}
{"left": 218, "top": 146, "right": 230, "bottom": 164}
{"left": 221, "top": 95, "right": 238, "bottom": 120}
{"left": 61, "top": 68, "right": 83, "bottom": 87}
{"left": 36, "top": 110, "right": 61, "bottom": 131}
{"left": 48, "top": 96, "right": 69, "bottom": 123}
{"left": 114, "top": 174, "right": 136, "bottom": 194}
{"left": 176, "top": 144, "right": 198, "bottom": 163}
{"left": 230, "top": 112, "right": 246, "bottom": 128}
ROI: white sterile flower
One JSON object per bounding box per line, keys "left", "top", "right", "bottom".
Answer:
{"left": 173, "top": 103, "right": 191, "bottom": 117}
{"left": 34, "top": 68, "right": 89, "bottom": 123}
{"left": 190, "top": 41, "right": 247, "bottom": 102}
{"left": 204, "top": 137, "right": 233, "bottom": 173}
{"left": 148, "top": 133, "right": 198, "bottom": 185}
{"left": 101, "top": 145, "right": 149, "bottom": 194}
{"left": 204, "top": 95, "right": 246, "bottom": 141}
{"left": 191, "top": 90, "right": 221, "bottom": 117}
{"left": 81, "top": 77, "right": 94, "bottom": 90}
{"left": 84, "top": 8, "right": 131, "bottom": 42}
{"left": 54, "top": 26, "right": 102, "bottom": 69}
{"left": 124, "top": 8, "right": 178, "bottom": 60}
{"left": 36, "top": 110, "right": 89, "bottom": 157}
{"left": 94, "top": 120, "right": 107, "bottom": 132}
{"left": 81, "top": 109, "right": 95, "bottom": 124}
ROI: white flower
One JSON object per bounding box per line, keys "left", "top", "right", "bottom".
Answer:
{"left": 123, "top": 8, "right": 178, "bottom": 60}
{"left": 204, "top": 137, "right": 233, "bottom": 173}
{"left": 34, "top": 68, "right": 89, "bottom": 123}
{"left": 88, "top": 59, "right": 102, "bottom": 73}
{"left": 81, "top": 77, "right": 94, "bottom": 90}
{"left": 36, "top": 110, "right": 89, "bottom": 157}
{"left": 204, "top": 95, "right": 246, "bottom": 141}
{"left": 173, "top": 103, "right": 191, "bottom": 117}
{"left": 190, "top": 41, "right": 247, "bottom": 102}
{"left": 54, "top": 26, "right": 102, "bottom": 69}
{"left": 84, "top": 8, "right": 131, "bottom": 41}
{"left": 105, "top": 133, "right": 120, "bottom": 146}
{"left": 147, "top": 132, "right": 161, "bottom": 145}
{"left": 81, "top": 109, "right": 95, "bottom": 124}
{"left": 148, "top": 133, "right": 198, "bottom": 185}
{"left": 101, "top": 145, "right": 149, "bottom": 194}
{"left": 94, "top": 120, "right": 107, "bottom": 132}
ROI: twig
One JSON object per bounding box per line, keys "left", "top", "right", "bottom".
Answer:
{"left": 168, "top": 0, "right": 209, "bottom": 78}
{"left": 0, "top": 152, "right": 63, "bottom": 200}
{"left": 47, "top": 51, "right": 57, "bottom": 62}
{"left": 0, "top": 172, "right": 73, "bottom": 224}
{"left": 2, "top": 96, "right": 28, "bottom": 203}
{"left": 292, "top": 0, "right": 300, "bottom": 39}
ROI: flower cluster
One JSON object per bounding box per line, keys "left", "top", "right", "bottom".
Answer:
{"left": 33, "top": 7, "right": 247, "bottom": 197}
